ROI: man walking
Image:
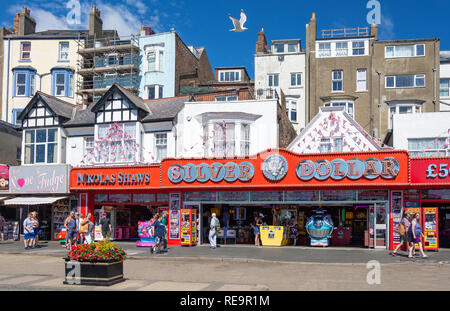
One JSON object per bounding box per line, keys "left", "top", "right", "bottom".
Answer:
{"left": 100, "top": 213, "right": 112, "bottom": 240}
{"left": 151, "top": 214, "right": 166, "bottom": 254}
{"left": 209, "top": 213, "right": 220, "bottom": 249}
{"left": 23, "top": 213, "right": 34, "bottom": 250}
{"left": 81, "top": 213, "right": 94, "bottom": 244}
{"left": 0, "top": 213, "right": 6, "bottom": 241}
{"left": 392, "top": 211, "right": 412, "bottom": 256}
{"left": 161, "top": 211, "right": 168, "bottom": 252}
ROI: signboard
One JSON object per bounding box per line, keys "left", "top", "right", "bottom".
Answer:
{"left": 410, "top": 158, "right": 450, "bottom": 185}
{"left": 0, "top": 165, "right": 9, "bottom": 191}
{"left": 9, "top": 165, "right": 69, "bottom": 193}
{"left": 161, "top": 150, "right": 409, "bottom": 188}
{"left": 70, "top": 165, "right": 159, "bottom": 190}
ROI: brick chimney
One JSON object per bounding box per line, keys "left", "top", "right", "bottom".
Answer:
{"left": 13, "top": 6, "right": 36, "bottom": 36}
{"left": 256, "top": 27, "right": 269, "bottom": 54}
{"left": 306, "top": 12, "right": 317, "bottom": 52}
{"left": 89, "top": 5, "right": 103, "bottom": 38}
{"left": 370, "top": 24, "right": 378, "bottom": 41}
{"left": 140, "top": 25, "right": 155, "bottom": 36}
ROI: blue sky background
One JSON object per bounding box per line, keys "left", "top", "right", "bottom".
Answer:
{"left": 1, "top": 0, "right": 449, "bottom": 78}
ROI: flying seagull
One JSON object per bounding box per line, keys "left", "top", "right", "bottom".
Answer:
{"left": 228, "top": 9, "right": 247, "bottom": 32}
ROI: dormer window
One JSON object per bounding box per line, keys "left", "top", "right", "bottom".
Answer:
{"left": 219, "top": 71, "right": 240, "bottom": 82}
{"left": 288, "top": 43, "right": 298, "bottom": 53}
{"left": 274, "top": 44, "right": 284, "bottom": 53}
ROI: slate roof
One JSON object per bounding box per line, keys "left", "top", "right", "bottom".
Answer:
{"left": 0, "top": 120, "right": 21, "bottom": 136}
{"left": 5, "top": 29, "right": 118, "bottom": 39}
{"left": 63, "top": 104, "right": 96, "bottom": 127}
{"left": 142, "top": 96, "right": 191, "bottom": 122}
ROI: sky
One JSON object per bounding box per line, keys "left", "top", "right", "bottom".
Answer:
{"left": 1, "top": 0, "right": 449, "bottom": 78}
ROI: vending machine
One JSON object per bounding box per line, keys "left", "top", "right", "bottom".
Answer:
{"left": 180, "top": 208, "right": 197, "bottom": 246}
{"left": 423, "top": 208, "right": 439, "bottom": 251}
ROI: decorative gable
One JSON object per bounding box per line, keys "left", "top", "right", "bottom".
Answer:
{"left": 19, "top": 98, "right": 58, "bottom": 128}
{"left": 288, "top": 107, "right": 388, "bottom": 154}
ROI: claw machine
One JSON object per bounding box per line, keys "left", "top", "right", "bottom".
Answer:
{"left": 180, "top": 205, "right": 198, "bottom": 246}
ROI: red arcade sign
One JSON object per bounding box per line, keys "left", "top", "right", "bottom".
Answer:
{"left": 410, "top": 158, "right": 450, "bottom": 184}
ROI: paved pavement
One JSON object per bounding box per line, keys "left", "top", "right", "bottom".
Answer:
{"left": 0, "top": 240, "right": 449, "bottom": 291}
{"left": 1, "top": 240, "right": 449, "bottom": 265}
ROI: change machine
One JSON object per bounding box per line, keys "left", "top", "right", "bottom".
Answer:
{"left": 180, "top": 207, "right": 197, "bottom": 246}
{"left": 423, "top": 207, "right": 439, "bottom": 251}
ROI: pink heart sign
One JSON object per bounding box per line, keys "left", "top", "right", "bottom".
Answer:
{"left": 17, "top": 178, "right": 25, "bottom": 188}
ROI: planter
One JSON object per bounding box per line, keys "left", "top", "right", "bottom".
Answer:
{"left": 63, "top": 260, "right": 125, "bottom": 286}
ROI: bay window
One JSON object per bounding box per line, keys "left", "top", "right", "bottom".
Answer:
{"left": 96, "top": 123, "right": 138, "bottom": 163}
{"left": 145, "top": 44, "right": 165, "bottom": 72}
{"left": 388, "top": 103, "right": 422, "bottom": 129}
{"left": 203, "top": 122, "right": 252, "bottom": 157}
{"left": 324, "top": 101, "right": 354, "bottom": 118}
{"left": 24, "top": 128, "right": 58, "bottom": 164}
{"left": 16, "top": 73, "right": 27, "bottom": 96}
{"left": 51, "top": 69, "right": 75, "bottom": 97}
{"left": 13, "top": 69, "right": 36, "bottom": 97}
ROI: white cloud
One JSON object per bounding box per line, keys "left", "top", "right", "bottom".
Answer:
{"left": 379, "top": 15, "right": 395, "bottom": 40}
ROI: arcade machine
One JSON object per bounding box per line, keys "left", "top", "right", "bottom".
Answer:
{"left": 423, "top": 207, "right": 439, "bottom": 251}
{"left": 305, "top": 208, "right": 334, "bottom": 247}
{"left": 180, "top": 208, "right": 197, "bottom": 246}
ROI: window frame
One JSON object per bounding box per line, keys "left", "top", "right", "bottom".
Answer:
{"left": 146, "top": 85, "right": 164, "bottom": 100}
{"left": 356, "top": 68, "right": 367, "bottom": 92}
{"left": 58, "top": 42, "right": 70, "bottom": 61}
{"left": 15, "top": 72, "right": 27, "bottom": 97}
{"left": 385, "top": 74, "right": 426, "bottom": 89}
{"left": 324, "top": 101, "right": 354, "bottom": 118}
{"left": 385, "top": 44, "right": 426, "bottom": 58}
{"left": 332, "top": 70, "right": 343, "bottom": 92}
{"left": 440, "top": 79, "right": 450, "bottom": 97}
{"left": 20, "top": 42, "right": 31, "bottom": 60}
{"left": 290, "top": 72, "right": 302, "bottom": 87}
{"left": 95, "top": 122, "right": 139, "bottom": 163}
{"left": 388, "top": 103, "right": 422, "bottom": 129}
{"left": 155, "top": 132, "right": 168, "bottom": 162}
{"left": 268, "top": 73, "right": 279, "bottom": 87}
{"left": 23, "top": 128, "right": 59, "bottom": 165}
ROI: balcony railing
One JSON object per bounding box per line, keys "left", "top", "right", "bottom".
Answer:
{"left": 255, "top": 88, "right": 279, "bottom": 100}
{"left": 321, "top": 27, "right": 369, "bottom": 38}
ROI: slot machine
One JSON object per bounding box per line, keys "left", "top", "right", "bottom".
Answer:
{"left": 422, "top": 208, "right": 439, "bottom": 251}
{"left": 180, "top": 208, "right": 197, "bottom": 246}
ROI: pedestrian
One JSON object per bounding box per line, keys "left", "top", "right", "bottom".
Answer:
{"left": 253, "top": 213, "right": 264, "bottom": 247}
{"left": 64, "top": 211, "right": 77, "bottom": 250}
{"left": 161, "top": 211, "right": 168, "bottom": 252}
{"left": 0, "top": 213, "right": 5, "bottom": 241}
{"left": 288, "top": 216, "right": 299, "bottom": 246}
{"left": 74, "top": 212, "right": 81, "bottom": 245}
{"left": 408, "top": 213, "right": 428, "bottom": 259}
{"left": 209, "top": 212, "right": 220, "bottom": 249}
{"left": 23, "top": 213, "right": 34, "bottom": 250}
{"left": 392, "top": 211, "right": 412, "bottom": 256}
{"left": 151, "top": 214, "right": 166, "bottom": 254}
{"left": 79, "top": 214, "right": 88, "bottom": 244}
{"left": 100, "top": 213, "right": 112, "bottom": 240}
{"left": 81, "top": 213, "right": 94, "bottom": 244}
{"left": 31, "top": 212, "right": 41, "bottom": 248}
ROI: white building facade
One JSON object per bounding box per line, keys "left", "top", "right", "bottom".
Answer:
{"left": 392, "top": 111, "right": 450, "bottom": 157}
{"left": 440, "top": 51, "right": 450, "bottom": 112}
{"left": 255, "top": 35, "right": 306, "bottom": 134}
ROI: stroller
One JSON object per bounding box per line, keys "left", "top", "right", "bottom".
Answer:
{"left": 149, "top": 235, "right": 164, "bottom": 254}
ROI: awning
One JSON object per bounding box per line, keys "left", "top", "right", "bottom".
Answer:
{"left": 3, "top": 196, "right": 67, "bottom": 206}
{"left": 0, "top": 197, "right": 9, "bottom": 201}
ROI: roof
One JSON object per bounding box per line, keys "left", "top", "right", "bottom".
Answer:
{"left": 5, "top": 29, "right": 118, "bottom": 39}
{"left": 91, "top": 83, "right": 150, "bottom": 114}
{"left": 441, "top": 51, "right": 450, "bottom": 62}
{"left": 0, "top": 120, "right": 21, "bottom": 136}
{"left": 142, "top": 96, "right": 191, "bottom": 122}
{"left": 35, "top": 92, "right": 75, "bottom": 119}
{"left": 63, "top": 104, "right": 96, "bottom": 127}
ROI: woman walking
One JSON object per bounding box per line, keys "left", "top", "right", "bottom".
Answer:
{"left": 408, "top": 213, "right": 428, "bottom": 258}
{"left": 253, "top": 214, "right": 264, "bottom": 247}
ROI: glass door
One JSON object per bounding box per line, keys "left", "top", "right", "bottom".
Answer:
{"left": 374, "top": 203, "right": 387, "bottom": 249}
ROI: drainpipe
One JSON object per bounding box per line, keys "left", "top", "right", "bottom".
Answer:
{"left": 5, "top": 38, "right": 11, "bottom": 123}
{"left": 376, "top": 71, "right": 382, "bottom": 138}
{"left": 433, "top": 39, "right": 437, "bottom": 112}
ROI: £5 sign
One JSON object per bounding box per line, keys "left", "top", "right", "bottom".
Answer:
{"left": 411, "top": 159, "right": 450, "bottom": 184}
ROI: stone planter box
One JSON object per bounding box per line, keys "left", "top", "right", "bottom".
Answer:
{"left": 63, "top": 260, "right": 125, "bottom": 286}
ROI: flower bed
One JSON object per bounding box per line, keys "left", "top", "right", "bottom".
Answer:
{"left": 66, "top": 239, "right": 126, "bottom": 263}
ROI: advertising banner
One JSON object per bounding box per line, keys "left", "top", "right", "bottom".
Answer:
{"left": 410, "top": 158, "right": 450, "bottom": 185}
{"left": 9, "top": 165, "right": 69, "bottom": 193}
{"left": 0, "top": 165, "right": 9, "bottom": 191}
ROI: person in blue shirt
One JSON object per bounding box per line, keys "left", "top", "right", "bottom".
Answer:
{"left": 151, "top": 215, "right": 166, "bottom": 254}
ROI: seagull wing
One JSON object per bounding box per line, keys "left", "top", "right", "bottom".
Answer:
{"left": 229, "top": 15, "right": 241, "bottom": 30}
{"left": 239, "top": 10, "right": 247, "bottom": 28}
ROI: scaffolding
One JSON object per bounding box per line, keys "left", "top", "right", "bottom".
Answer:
{"left": 75, "top": 33, "right": 141, "bottom": 104}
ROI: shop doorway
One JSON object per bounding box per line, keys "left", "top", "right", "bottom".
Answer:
{"left": 198, "top": 202, "right": 388, "bottom": 248}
